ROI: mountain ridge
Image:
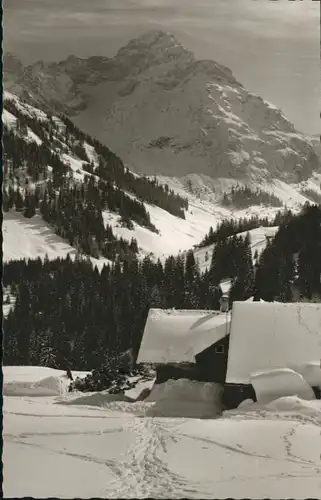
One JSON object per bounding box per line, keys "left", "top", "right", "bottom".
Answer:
{"left": 5, "top": 30, "right": 319, "bottom": 186}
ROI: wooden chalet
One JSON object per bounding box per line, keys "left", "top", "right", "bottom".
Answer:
{"left": 137, "top": 301, "right": 321, "bottom": 410}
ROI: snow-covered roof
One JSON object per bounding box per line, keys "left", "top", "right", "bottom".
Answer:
{"left": 226, "top": 302, "right": 321, "bottom": 384}
{"left": 137, "top": 308, "right": 230, "bottom": 364}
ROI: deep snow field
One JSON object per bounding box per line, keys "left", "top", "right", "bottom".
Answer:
{"left": 3, "top": 366, "right": 321, "bottom": 498}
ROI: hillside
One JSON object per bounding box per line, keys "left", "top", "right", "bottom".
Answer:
{"left": 193, "top": 225, "right": 279, "bottom": 275}
{"left": 2, "top": 91, "right": 198, "bottom": 261}
{"left": 1, "top": 90, "right": 302, "bottom": 264}
{"left": 3, "top": 89, "right": 321, "bottom": 269}
{"left": 254, "top": 203, "right": 321, "bottom": 302}
{"left": 4, "top": 30, "right": 321, "bottom": 193}
{"left": 2, "top": 211, "right": 113, "bottom": 270}
{"left": 3, "top": 204, "right": 321, "bottom": 375}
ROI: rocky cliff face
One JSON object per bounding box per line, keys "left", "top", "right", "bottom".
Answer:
{"left": 4, "top": 30, "right": 320, "bottom": 183}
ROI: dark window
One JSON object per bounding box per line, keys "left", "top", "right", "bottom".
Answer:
{"left": 215, "top": 344, "right": 224, "bottom": 354}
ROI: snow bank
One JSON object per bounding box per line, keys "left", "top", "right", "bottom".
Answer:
{"left": 251, "top": 368, "right": 315, "bottom": 404}
{"left": 55, "top": 396, "right": 153, "bottom": 416}
{"left": 54, "top": 376, "right": 156, "bottom": 412}
{"left": 55, "top": 376, "right": 223, "bottom": 417}
{"left": 4, "top": 376, "right": 66, "bottom": 397}
{"left": 145, "top": 378, "right": 223, "bottom": 418}
{"left": 57, "top": 391, "right": 134, "bottom": 407}
{"left": 224, "top": 395, "right": 321, "bottom": 427}
{"left": 124, "top": 377, "right": 156, "bottom": 400}
{"left": 226, "top": 395, "right": 321, "bottom": 426}
{"left": 3, "top": 366, "right": 89, "bottom": 397}
{"left": 265, "top": 396, "right": 321, "bottom": 416}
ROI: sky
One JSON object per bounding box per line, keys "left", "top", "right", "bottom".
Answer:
{"left": 4, "top": 0, "right": 320, "bottom": 135}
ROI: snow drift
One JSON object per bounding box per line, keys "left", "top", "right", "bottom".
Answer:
{"left": 251, "top": 368, "right": 315, "bottom": 404}
{"left": 266, "top": 396, "right": 321, "bottom": 419}
{"left": 4, "top": 376, "right": 66, "bottom": 397}
{"left": 56, "top": 391, "right": 134, "bottom": 406}
{"left": 3, "top": 366, "right": 89, "bottom": 397}
{"left": 124, "top": 378, "right": 156, "bottom": 401}
{"left": 145, "top": 378, "right": 223, "bottom": 418}
{"left": 225, "top": 395, "right": 321, "bottom": 427}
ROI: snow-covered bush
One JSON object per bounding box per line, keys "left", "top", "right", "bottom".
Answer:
{"left": 70, "top": 350, "right": 151, "bottom": 393}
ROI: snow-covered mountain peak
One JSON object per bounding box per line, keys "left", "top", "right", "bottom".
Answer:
{"left": 114, "top": 29, "right": 194, "bottom": 72}
{"left": 190, "top": 59, "right": 237, "bottom": 83}
{"left": 4, "top": 31, "right": 321, "bottom": 187}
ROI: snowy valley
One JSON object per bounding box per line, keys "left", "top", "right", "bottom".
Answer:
{"left": 2, "top": 89, "right": 321, "bottom": 265}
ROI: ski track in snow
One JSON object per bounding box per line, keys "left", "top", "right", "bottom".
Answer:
{"left": 5, "top": 412, "right": 199, "bottom": 498}
{"left": 5, "top": 432, "right": 127, "bottom": 480}
{"left": 224, "top": 407, "right": 321, "bottom": 428}
{"left": 5, "top": 406, "right": 321, "bottom": 498}
{"left": 176, "top": 425, "right": 318, "bottom": 468}
{"left": 106, "top": 417, "right": 201, "bottom": 498}
{"left": 4, "top": 369, "right": 321, "bottom": 498}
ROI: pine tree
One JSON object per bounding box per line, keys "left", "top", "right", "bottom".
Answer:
{"left": 228, "top": 278, "right": 245, "bottom": 306}
{"left": 23, "top": 194, "right": 36, "bottom": 218}
{"left": 184, "top": 250, "right": 200, "bottom": 308}
{"left": 149, "top": 284, "right": 166, "bottom": 308}
{"left": 276, "top": 253, "right": 295, "bottom": 302}
{"left": 14, "top": 190, "right": 24, "bottom": 212}
{"left": 39, "top": 330, "right": 57, "bottom": 368}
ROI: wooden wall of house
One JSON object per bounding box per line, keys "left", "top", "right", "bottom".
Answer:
{"left": 195, "top": 335, "right": 230, "bottom": 384}
{"left": 155, "top": 336, "right": 230, "bottom": 386}
{"left": 155, "top": 363, "right": 200, "bottom": 385}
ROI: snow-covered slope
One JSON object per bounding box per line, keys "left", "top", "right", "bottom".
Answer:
{"left": 4, "top": 91, "right": 208, "bottom": 260}
{"left": 156, "top": 172, "right": 321, "bottom": 214}
{"left": 3, "top": 90, "right": 320, "bottom": 264}
{"left": 192, "top": 225, "right": 279, "bottom": 274}
{"left": 81, "top": 66, "right": 319, "bottom": 182}
{"left": 4, "top": 366, "right": 321, "bottom": 498}
{"left": 2, "top": 211, "right": 112, "bottom": 269}
{"left": 2, "top": 205, "right": 279, "bottom": 280}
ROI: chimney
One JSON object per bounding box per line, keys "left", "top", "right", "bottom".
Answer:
{"left": 219, "top": 294, "right": 229, "bottom": 313}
